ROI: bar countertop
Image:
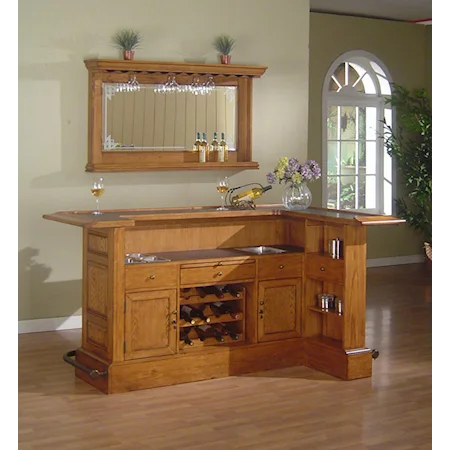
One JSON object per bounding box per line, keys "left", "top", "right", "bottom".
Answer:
{"left": 43, "top": 204, "right": 405, "bottom": 229}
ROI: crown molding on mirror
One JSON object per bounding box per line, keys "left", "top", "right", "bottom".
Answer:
{"left": 84, "top": 59, "right": 267, "bottom": 172}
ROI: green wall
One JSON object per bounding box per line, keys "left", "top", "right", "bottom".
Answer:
{"left": 309, "top": 13, "right": 432, "bottom": 258}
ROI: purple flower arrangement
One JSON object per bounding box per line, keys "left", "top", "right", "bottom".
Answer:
{"left": 267, "top": 157, "right": 321, "bottom": 186}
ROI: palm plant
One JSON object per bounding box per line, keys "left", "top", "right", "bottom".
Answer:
{"left": 112, "top": 29, "right": 141, "bottom": 51}
{"left": 382, "top": 83, "right": 432, "bottom": 246}
{"left": 213, "top": 35, "right": 236, "bottom": 55}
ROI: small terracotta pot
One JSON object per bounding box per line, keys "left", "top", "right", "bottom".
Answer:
{"left": 123, "top": 50, "right": 135, "bottom": 60}
{"left": 220, "top": 54, "right": 231, "bottom": 65}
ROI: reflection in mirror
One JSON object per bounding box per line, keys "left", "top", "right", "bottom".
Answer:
{"left": 103, "top": 84, "right": 237, "bottom": 152}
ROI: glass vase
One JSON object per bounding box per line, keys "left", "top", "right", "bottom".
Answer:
{"left": 282, "top": 182, "right": 312, "bottom": 210}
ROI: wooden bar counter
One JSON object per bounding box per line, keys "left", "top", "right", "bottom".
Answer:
{"left": 43, "top": 205, "right": 404, "bottom": 394}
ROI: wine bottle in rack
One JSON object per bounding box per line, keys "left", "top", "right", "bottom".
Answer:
{"left": 196, "top": 285, "right": 224, "bottom": 299}
{"left": 181, "top": 305, "right": 211, "bottom": 323}
{"left": 180, "top": 305, "right": 196, "bottom": 324}
{"left": 224, "top": 284, "right": 244, "bottom": 298}
{"left": 213, "top": 323, "right": 240, "bottom": 341}
{"left": 180, "top": 327, "right": 194, "bottom": 346}
{"left": 180, "top": 288, "right": 192, "bottom": 300}
{"left": 195, "top": 324, "right": 225, "bottom": 343}
{"left": 210, "top": 301, "right": 240, "bottom": 319}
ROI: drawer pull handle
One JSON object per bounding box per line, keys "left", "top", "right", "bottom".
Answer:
{"left": 217, "top": 261, "right": 223, "bottom": 266}
{"left": 172, "top": 310, "right": 178, "bottom": 315}
{"left": 217, "top": 271, "right": 223, "bottom": 276}
{"left": 279, "top": 264, "right": 284, "bottom": 269}
{"left": 320, "top": 267, "right": 325, "bottom": 271}
{"left": 148, "top": 275, "right": 156, "bottom": 280}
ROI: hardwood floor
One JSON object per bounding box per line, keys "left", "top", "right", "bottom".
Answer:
{"left": 18, "top": 264, "right": 432, "bottom": 450}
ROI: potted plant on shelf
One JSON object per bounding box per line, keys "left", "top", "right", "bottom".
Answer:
{"left": 213, "top": 35, "right": 236, "bottom": 64}
{"left": 112, "top": 29, "right": 142, "bottom": 60}
{"left": 383, "top": 83, "right": 432, "bottom": 262}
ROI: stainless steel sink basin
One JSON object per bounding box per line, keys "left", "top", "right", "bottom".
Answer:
{"left": 125, "top": 253, "right": 171, "bottom": 264}
{"left": 234, "top": 246, "right": 287, "bottom": 255}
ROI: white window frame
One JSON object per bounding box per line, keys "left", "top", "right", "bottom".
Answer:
{"left": 321, "top": 50, "right": 396, "bottom": 215}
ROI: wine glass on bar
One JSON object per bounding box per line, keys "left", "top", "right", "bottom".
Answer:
{"left": 91, "top": 177, "right": 105, "bottom": 215}
{"left": 216, "top": 177, "right": 229, "bottom": 211}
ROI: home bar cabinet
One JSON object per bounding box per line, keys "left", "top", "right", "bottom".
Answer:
{"left": 43, "top": 205, "right": 404, "bottom": 394}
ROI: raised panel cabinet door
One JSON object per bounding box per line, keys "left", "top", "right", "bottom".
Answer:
{"left": 124, "top": 289, "right": 177, "bottom": 360}
{"left": 258, "top": 279, "right": 301, "bottom": 342}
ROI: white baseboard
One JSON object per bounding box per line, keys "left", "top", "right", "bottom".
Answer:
{"left": 18, "top": 315, "right": 82, "bottom": 334}
{"left": 366, "top": 254, "right": 425, "bottom": 268}
{"left": 18, "top": 254, "right": 424, "bottom": 334}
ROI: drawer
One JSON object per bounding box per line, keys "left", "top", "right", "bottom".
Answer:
{"left": 125, "top": 264, "right": 178, "bottom": 290}
{"left": 305, "top": 254, "right": 344, "bottom": 284}
{"left": 258, "top": 253, "right": 303, "bottom": 280}
{"left": 180, "top": 260, "right": 255, "bottom": 286}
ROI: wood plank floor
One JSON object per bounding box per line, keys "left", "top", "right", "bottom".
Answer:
{"left": 18, "top": 264, "right": 432, "bottom": 449}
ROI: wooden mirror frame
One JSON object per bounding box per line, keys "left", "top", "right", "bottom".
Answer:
{"left": 84, "top": 59, "right": 267, "bottom": 172}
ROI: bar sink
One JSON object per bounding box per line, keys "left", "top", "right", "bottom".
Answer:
{"left": 234, "top": 246, "right": 287, "bottom": 255}
{"left": 125, "top": 253, "right": 171, "bottom": 264}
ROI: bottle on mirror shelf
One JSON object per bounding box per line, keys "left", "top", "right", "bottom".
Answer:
{"left": 180, "top": 327, "right": 194, "bottom": 346}
{"left": 192, "top": 132, "right": 201, "bottom": 152}
{"left": 199, "top": 132, "right": 209, "bottom": 163}
{"left": 181, "top": 304, "right": 211, "bottom": 323}
{"left": 197, "top": 285, "right": 224, "bottom": 299}
{"left": 219, "top": 132, "right": 228, "bottom": 162}
{"left": 213, "top": 323, "right": 240, "bottom": 341}
{"left": 209, "top": 132, "right": 219, "bottom": 162}
{"left": 210, "top": 301, "right": 240, "bottom": 319}
{"left": 195, "top": 324, "right": 225, "bottom": 342}
{"left": 230, "top": 185, "right": 272, "bottom": 207}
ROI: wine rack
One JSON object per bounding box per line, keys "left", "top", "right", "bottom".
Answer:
{"left": 178, "top": 284, "right": 246, "bottom": 350}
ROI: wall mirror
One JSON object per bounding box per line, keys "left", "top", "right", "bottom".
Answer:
{"left": 84, "top": 59, "right": 267, "bottom": 172}
{"left": 103, "top": 84, "right": 237, "bottom": 152}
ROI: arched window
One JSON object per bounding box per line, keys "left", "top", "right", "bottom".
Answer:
{"left": 323, "top": 51, "right": 393, "bottom": 214}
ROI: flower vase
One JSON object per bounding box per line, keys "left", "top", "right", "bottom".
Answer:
{"left": 282, "top": 182, "right": 312, "bottom": 210}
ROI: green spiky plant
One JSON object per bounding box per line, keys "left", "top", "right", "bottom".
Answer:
{"left": 213, "top": 35, "right": 236, "bottom": 55}
{"left": 382, "top": 83, "right": 432, "bottom": 246}
{"left": 112, "top": 29, "right": 142, "bottom": 51}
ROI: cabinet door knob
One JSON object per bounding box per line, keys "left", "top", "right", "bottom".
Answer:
{"left": 260, "top": 301, "right": 264, "bottom": 305}
{"left": 217, "top": 261, "right": 223, "bottom": 266}
{"left": 172, "top": 310, "right": 178, "bottom": 315}
{"left": 217, "top": 271, "right": 223, "bottom": 276}
{"left": 259, "top": 309, "right": 264, "bottom": 314}
{"left": 320, "top": 267, "right": 325, "bottom": 271}
{"left": 279, "top": 264, "right": 284, "bottom": 269}
{"left": 147, "top": 275, "right": 156, "bottom": 280}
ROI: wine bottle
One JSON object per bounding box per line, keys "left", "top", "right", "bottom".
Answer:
{"left": 195, "top": 324, "right": 225, "bottom": 342}
{"left": 192, "top": 132, "right": 201, "bottom": 153}
{"left": 219, "top": 132, "right": 228, "bottom": 162}
{"left": 210, "top": 301, "right": 240, "bottom": 319}
{"left": 196, "top": 286, "right": 224, "bottom": 299}
{"left": 180, "top": 327, "right": 194, "bottom": 346}
{"left": 199, "top": 132, "right": 209, "bottom": 163}
{"left": 180, "top": 288, "right": 192, "bottom": 300}
{"left": 224, "top": 284, "right": 244, "bottom": 298}
{"left": 180, "top": 305, "right": 195, "bottom": 324}
{"left": 214, "top": 323, "right": 240, "bottom": 341}
{"left": 209, "top": 132, "right": 219, "bottom": 162}
{"left": 181, "top": 305, "right": 211, "bottom": 323}
{"left": 231, "top": 185, "right": 273, "bottom": 207}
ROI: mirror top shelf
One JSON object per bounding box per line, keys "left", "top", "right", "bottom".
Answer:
{"left": 84, "top": 59, "right": 268, "bottom": 78}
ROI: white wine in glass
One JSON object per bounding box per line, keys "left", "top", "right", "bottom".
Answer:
{"left": 91, "top": 177, "right": 105, "bottom": 215}
{"left": 216, "top": 177, "right": 229, "bottom": 211}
